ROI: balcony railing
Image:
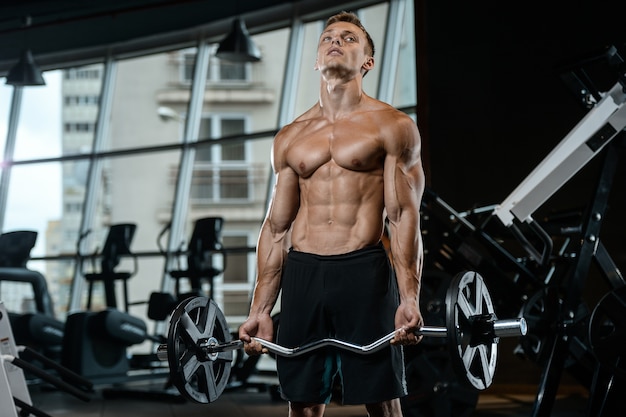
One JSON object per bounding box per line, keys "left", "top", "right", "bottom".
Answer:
{"left": 187, "top": 162, "right": 268, "bottom": 205}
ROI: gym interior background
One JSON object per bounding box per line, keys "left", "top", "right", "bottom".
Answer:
{"left": 1, "top": 0, "right": 625, "bottom": 415}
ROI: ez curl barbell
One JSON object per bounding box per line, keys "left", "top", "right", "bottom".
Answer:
{"left": 156, "top": 271, "right": 527, "bottom": 404}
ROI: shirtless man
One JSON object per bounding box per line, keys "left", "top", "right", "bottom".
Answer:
{"left": 239, "top": 11, "right": 425, "bottom": 417}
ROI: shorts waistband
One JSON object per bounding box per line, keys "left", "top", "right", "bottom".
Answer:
{"left": 288, "top": 242, "right": 385, "bottom": 263}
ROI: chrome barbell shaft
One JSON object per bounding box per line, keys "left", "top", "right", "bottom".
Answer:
{"left": 156, "top": 317, "right": 526, "bottom": 361}
{"left": 493, "top": 318, "right": 528, "bottom": 338}
{"left": 247, "top": 318, "right": 525, "bottom": 357}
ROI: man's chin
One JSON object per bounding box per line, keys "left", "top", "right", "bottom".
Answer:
{"left": 320, "top": 63, "right": 357, "bottom": 78}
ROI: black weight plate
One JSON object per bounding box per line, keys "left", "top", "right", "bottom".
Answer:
{"left": 518, "top": 287, "right": 560, "bottom": 364}
{"left": 446, "top": 271, "right": 497, "bottom": 390}
{"left": 588, "top": 286, "right": 626, "bottom": 381}
{"left": 167, "top": 297, "right": 233, "bottom": 403}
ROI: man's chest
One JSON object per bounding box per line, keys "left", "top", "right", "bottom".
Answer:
{"left": 286, "top": 120, "right": 385, "bottom": 177}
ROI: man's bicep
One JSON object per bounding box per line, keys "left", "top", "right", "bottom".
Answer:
{"left": 385, "top": 118, "right": 424, "bottom": 220}
{"left": 266, "top": 126, "right": 300, "bottom": 229}
{"left": 267, "top": 168, "right": 300, "bottom": 234}
{"left": 398, "top": 117, "right": 424, "bottom": 209}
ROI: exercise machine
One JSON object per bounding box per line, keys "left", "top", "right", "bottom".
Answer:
{"left": 421, "top": 45, "right": 626, "bottom": 417}
{"left": 62, "top": 223, "right": 171, "bottom": 398}
{"left": 150, "top": 216, "right": 226, "bottom": 322}
{"left": 0, "top": 231, "right": 65, "bottom": 364}
{"left": 1, "top": 301, "right": 92, "bottom": 417}
{"left": 492, "top": 44, "right": 626, "bottom": 417}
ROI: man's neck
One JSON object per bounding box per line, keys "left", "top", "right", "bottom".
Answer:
{"left": 318, "top": 75, "right": 364, "bottom": 119}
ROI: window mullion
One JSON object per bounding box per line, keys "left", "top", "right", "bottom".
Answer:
{"left": 375, "top": 0, "right": 405, "bottom": 103}
{"left": 68, "top": 56, "right": 117, "bottom": 312}
{"left": 162, "top": 40, "right": 211, "bottom": 293}
{"left": 0, "top": 87, "right": 24, "bottom": 230}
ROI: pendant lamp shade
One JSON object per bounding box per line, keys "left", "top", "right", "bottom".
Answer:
{"left": 215, "top": 18, "right": 261, "bottom": 62}
{"left": 6, "top": 49, "right": 46, "bottom": 86}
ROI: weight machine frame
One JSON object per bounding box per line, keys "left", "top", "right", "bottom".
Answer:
{"left": 0, "top": 301, "right": 93, "bottom": 417}
{"left": 0, "top": 301, "right": 31, "bottom": 417}
{"left": 490, "top": 46, "right": 626, "bottom": 417}
{"left": 422, "top": 45, "right": 626, "bottom": 416}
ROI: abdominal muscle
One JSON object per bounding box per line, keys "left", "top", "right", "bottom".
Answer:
{"left": 289, "top": 162, "right": 385, "bottom": 255}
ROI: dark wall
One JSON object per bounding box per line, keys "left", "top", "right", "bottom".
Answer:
{"left": 423, "top": 2, "right": 626, "bottom": 205}
{"left": 417, "top": 2, "right": 626, "bottom": 388}
{"left": 421, "top": 1, "right": 626, "bottom": 270}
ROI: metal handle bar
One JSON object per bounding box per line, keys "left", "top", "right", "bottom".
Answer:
{"left": 249, "top": 330, "right": 403, "bottom": 357}
{"left": 158, "top": 318, "right": 526, "bottom": 360}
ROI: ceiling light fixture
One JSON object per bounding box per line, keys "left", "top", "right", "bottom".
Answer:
{"left": 6, "top": 49, "right": 46, "bottom": 86}
{"left": 215, "top": 18, "right": 261, "bottom": 62}
{"left": 6, "top": 16, "right": 45, "bottom": 87}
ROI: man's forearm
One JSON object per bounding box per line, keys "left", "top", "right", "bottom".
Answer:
{"left": 390, "top": 213, "right": 422, "bottom": 304}
{"left": 249, "top": 224, "right": 288, "bottom": 316}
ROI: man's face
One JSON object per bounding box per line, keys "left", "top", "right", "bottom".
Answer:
{"left": 315, "top": 21, "right": 373, "bottom": 77}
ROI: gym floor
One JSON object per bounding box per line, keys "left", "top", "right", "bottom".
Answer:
{"left": 28, "top": 380, "right": 589, "bottom": 417}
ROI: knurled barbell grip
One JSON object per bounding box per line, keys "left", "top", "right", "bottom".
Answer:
{"left": 156, "top": 317, "right": 525, "bottom": 361}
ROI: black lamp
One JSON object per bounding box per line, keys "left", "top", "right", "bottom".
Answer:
{"left": 6, "top": 49, "right": 46, "bottom": 86}
{"left": 215, "top": 18, "right": 261, "bottom": 62}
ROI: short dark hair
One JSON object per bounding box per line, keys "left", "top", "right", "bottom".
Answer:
{"left": 325, "top": 11, "right": 375, "bottom": 58}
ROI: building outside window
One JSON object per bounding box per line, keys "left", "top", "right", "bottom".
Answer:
{"left": 193, "top": 116, "right": 249, "bottom": 202}
{"left": 0, "top": 1, "right": 416, "bottom": 332}
{"left": 182, "top": 47, "right": 250, "bottom": 84}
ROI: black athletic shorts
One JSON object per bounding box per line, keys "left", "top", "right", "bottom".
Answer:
{"left": 276, "top": 243, "right": 407, "bottom": 405}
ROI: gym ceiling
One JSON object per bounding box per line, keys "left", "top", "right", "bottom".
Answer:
{"left": 0, "top": 0, "right": 382, "bottom": 75}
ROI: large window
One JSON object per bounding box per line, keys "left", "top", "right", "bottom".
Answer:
{"left": 0, "top": 0, "right": 416, "bottom": 329}
{"left": 182, "top": 47, "right": 250, "bottom": 84}
{"left": 193, "top": 116, "right": 250, "bottom": 202}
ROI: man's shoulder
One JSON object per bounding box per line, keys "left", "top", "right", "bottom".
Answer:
{"left": 276, "top": 105, "right": 321, "bottom": 137}
{"left": 276, "top": 118, "right": 309, "bottom": 139}
{"left": 365, "top": 97, "right": 412, "bottom": 120}
{"left": 365, "top": 100, "right": 419, "bottom": 148}
{"left": 293, "top": 103, "right": 322, "bottom": 123}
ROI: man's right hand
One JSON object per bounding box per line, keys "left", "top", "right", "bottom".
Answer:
{"left": 238, "top": 313, "right": 275, "bottom": 355}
